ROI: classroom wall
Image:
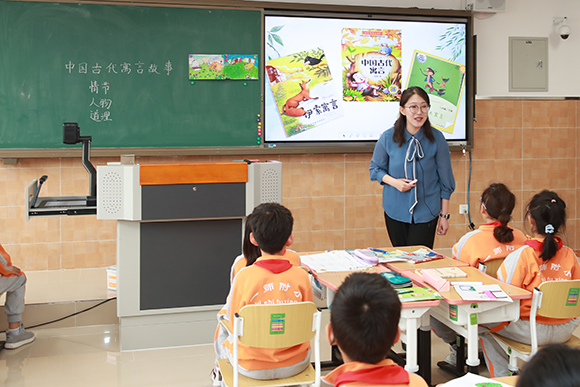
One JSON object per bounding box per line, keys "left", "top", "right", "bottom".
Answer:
{"left": 3, "top": 98, "right": 578, "bottom": 270}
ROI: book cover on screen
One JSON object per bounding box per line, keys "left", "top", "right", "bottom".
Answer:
{"left": 406, "top": 50, "right": 466, "bottom": 134}
{"left": 341, "top": 28, "right": 402, "bottom": 102}
{"left": 265, "top": 47, "right": 342, "bottom": 138}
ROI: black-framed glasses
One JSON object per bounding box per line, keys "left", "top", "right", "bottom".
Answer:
{"left": 479, "top": 197, "right": 487, "bottom": 211}
{"left": 405, "top": 104, "right": 430, "bottom": 114}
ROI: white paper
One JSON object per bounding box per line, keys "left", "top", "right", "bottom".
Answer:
{"left": 440, "top": 372, "right": 513, "bottom": 387}
{"left": 300, "top": 250, "right": 372, "bottom": 272}
{"left": 453, "top": 283, "right": 513, "bottom": 303}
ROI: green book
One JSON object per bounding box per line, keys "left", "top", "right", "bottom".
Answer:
{"left": 397, "top": 287, "right": 443, "bottom": 303}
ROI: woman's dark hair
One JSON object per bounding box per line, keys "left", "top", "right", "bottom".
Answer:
{"left": 481, "top": 183, "right": 516, "bottom": 243}
{"left": 242, "top": 214, "right": 261, "bottom": 266}
{"left": 526, "top": 190, "right": 567, "bottom": 262}
{"left": 516, "top": 344, "right": 580, "bottom": 387}
{"left": 393, "top": 86, "right": 434, "bottom": 147}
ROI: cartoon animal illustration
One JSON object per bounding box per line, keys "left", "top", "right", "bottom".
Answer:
{"left": 209, "top": 61, "right": 223, "bottom": 73}
{"left": 303, "top": 54, "right": 325, "bottom": 66}
{"left": 282, "top": 79, "right": 318, "bottom": 117}
{"left": 379, "top": 44, "right": 393, "bottom": 56}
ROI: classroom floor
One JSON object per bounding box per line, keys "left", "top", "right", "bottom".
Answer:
{"left": 0, "top": 319, "right": 497, "bottom": 387}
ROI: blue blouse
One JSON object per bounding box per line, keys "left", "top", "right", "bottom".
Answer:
{"left": 369, "top": 126, "right": 455, "bottom": 224}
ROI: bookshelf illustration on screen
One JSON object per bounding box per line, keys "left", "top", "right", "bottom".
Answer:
{"left": 266, "top": 47, "right": 343, "bottom": 138}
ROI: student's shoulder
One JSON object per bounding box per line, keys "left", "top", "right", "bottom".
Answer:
{"left": 408, "top": 372, "right": 429, "bottom": 387}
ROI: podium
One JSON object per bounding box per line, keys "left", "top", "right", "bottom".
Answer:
{"left": 97, "top": 161, "right": 282, "bottom": 350}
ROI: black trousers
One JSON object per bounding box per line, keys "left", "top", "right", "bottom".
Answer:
{"left": 383, "top": 212, "right": 439, "bottom": 249}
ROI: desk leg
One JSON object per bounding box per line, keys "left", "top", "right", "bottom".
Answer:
{"left": 418, "top": 326, "right": 431, "bottom": 386}
{"left": 466, "top": 318, "right": 480, "bottom": 373}
{"left": 404, "top": 316, "right": 419, "bottom": 374}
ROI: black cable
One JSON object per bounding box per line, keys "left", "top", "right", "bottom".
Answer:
{"left": 466, "top": 151, "right": 475, "bottom": 230}
{"left": 0, "top": 297, "right": 117, "bottom": 334}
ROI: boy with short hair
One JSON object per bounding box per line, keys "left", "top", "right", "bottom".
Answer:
{"left": 323, "top": 272, "right": 427, "bottom": 387}
{"left": 0, "top": 243, "right": 35, "bottom": 349}
{"left": 214, "top": 203, "right": 313, "bottom": 382}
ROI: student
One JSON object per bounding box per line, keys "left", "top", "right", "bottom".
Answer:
{"left": 453, "top": 183, "right": 527, "bottom": 269}
{"left": 479, "top": 190, "right": 580, "bottom": 377}
{"left": 369, "top": 86, "right": 455, "bottom": 249}
{"left": 0, "top": 243, "right": 35, "bottom": 349}
{"left": 213, "top": 203, "right": 313, "bottom": 383}
{"left": 323, "top": 272, "right": 428, "bottom": 387}
{"left": 229, "top": 213, "right": 301, "bottom": 283}
{"left": 515, "top": 344, "right": 580, "bottom": 387}
{"left": 212, "top": 211, "right": 304, "bottom": 384}
{"left": 431, "top": 183, "right": 527, "bottom": 366}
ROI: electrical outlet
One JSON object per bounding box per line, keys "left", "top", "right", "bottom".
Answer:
{"left": 459, "top": 204, "right": 468, "bottom": 215}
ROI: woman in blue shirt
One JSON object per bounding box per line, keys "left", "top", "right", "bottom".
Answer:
{"left": 369, "top": 87, "right": 455, "bottom": 248}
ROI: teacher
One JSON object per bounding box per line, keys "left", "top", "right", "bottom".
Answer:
{"left": 369, "top": 86, "right": 455, "bottom": 249}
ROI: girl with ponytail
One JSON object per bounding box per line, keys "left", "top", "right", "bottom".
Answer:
{"left": 452, "top": 183, "right": 527, "bottom": 269}
{"left": 480, "top": 190, "right": 580, "bottom": 378}
{"left": 432, "top": 183, "right": 527, "bottom": 367}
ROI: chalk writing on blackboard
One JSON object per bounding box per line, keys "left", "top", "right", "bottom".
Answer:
{"left": 65, "top": 61, "right": 174, "bottom": 75}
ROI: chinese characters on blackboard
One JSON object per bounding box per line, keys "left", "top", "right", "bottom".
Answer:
{"left": 65, "top": 60, "right": 174, "bottom": 123}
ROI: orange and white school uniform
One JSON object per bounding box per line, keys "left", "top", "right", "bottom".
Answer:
{"left": 213, "top": 249, "right": 302, "bottom": 345}
{"left": 229, "top": 249, "right": 301, "bottom": 284}
{"left": 480, "top": 238, "right": 580, "bottom": 377}
{"left": 322, "top": 359, "right": 428, "bottom": 387}
{"left": 218, "top": 254, "right": 313, "bottom": 378}
{"left": 452, "top": 222, "right": 527, "bottom": 268}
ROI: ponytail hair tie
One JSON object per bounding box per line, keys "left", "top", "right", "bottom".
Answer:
{"left": 545, "top": 224, "right": 555, "bottom": 234}
{"left": 551, "top": 199, "right": 556, "bottom": 203}
{"left": 500, "top": 209, "right": 509, "bottom": 214}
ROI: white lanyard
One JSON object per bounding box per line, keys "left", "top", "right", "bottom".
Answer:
{"left": 404, "top": 136, "right": 424, "bottom": 214}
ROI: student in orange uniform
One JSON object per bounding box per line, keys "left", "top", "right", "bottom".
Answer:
{"left": 213, "top": 203, "right": 313, "bottom": 383}
{"left": 0, "top": 243, "right": 35, "bottom": 349}
{"left": 212, "top": 211, "right": 304, "bottom": 385}
{"left": 431, "top": 183, "right": 527, "bottom": 366}
{"left": 229, "top": 212, "right": 301, "bottom": 283}
{"left": 323, "top": 272, "right": 428, "bottom": 387}
{"left": 479, "top": 190, "right": 580, "bottom": 377}
{"left": 453, "top": 183, "right": 527, "bottom": 269}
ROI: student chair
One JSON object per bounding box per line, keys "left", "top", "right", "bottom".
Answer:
{"left": 487, "top": 279, "right": 580, "bottom": 375}
{"left": 218, "top": 301, "right": 322, "bottom": 387}
{"left": 480, "top": 258, "right": 505, "bottom": 279}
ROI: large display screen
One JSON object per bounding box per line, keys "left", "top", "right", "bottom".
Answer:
{"left": 264, "top": 12, "right": 472, "bottom": 147}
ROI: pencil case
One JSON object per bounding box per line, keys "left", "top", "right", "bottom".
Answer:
{"left": 381, "top": 272, "right": 413, "bottom": 289}
{"left": 353, "top": 249, "right": 379, "bottom": 265}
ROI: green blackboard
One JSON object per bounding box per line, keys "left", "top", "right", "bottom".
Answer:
{"left": 0, "top": 1, "right": 262, "bottom": 150}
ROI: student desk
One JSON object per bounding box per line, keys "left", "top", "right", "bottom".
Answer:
{"left": 304, "top": 262, "right": 439, "bottom": 385}
{"left": 405, "top": 267, "right": 531, "bottom": 374}
{"left": 377, "top": 246, "right": 469, "bottom": 380}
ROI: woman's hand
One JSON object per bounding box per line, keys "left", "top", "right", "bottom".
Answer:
{"left": 394, "top": 178, "right": 417, "bottom": 192}
{"left": 382, "top": 174, "right": 417, "bottom": 192}
{"left": 437, "top": 217, "right": 449, "bottom": 235}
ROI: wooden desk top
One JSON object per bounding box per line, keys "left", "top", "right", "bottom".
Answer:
{"left": 370, "top": 245, "right": 468, "bottom": 272}
{"left": 406, "top": 266, "right": 531, "bottom": 304}
{"left": 315, "top": 266, "right": 388, "bottom": 291}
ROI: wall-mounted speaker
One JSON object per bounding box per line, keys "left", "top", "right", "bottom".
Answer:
{"left": 463, "top": 0, "right": 506, "bottom": 12}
